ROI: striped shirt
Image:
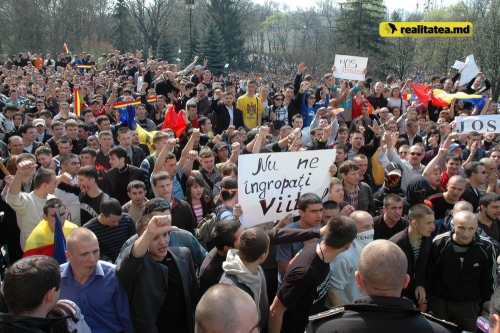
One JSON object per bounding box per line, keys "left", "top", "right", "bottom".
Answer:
{"left": 192, "top": 201, "right": 203, "bottom": 224}
{"left": 83, "top": 213, "right": 136, "bottom": 262}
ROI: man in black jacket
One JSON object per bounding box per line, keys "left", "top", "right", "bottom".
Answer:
{"left": 211, "top": 91, "right": 245, "bottom": 135}
{"left": 116, "top": 214, "right": 199, "bottom": 333}
{"left": 427, "top": 210, "right": 496, "bottom": 332}
{"left": 105, "top": 146, "right": 145, "bottom": 205}
{"left": 0, "top": 256, "right": 67, "bottom": 332}
{"left": 117, "top": 127, "right": 145, "bottom": 167}
{"left": 461, "top": 161, "right": 487, "bottom": 212}
{"left": 398, "top": 119, "right": 423, "bottom": 146}
{"left": 307, "top": 240, "right": 454, "bottom": 333}
{"left": 389, "top": 204, "right": 435, "bottom": 308}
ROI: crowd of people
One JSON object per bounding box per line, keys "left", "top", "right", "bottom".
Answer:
{"left": 0, "top": 50, "right": 500, "bottom": 333}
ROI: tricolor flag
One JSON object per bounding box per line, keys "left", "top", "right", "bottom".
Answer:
{"left": 331, "top": 108, "right": 344, "bottom": 116}
{"left": 73, "top": 87, "right": 81, "bottom": 117}
{"left": 112, "top": 96, "right": 157, "bottom": 109}
{"left": 63, "top": 43, "right": 70, "bottom": 55}
{"left": 23, "top": 218, "right": 77, "bottom": 264}
{"left": 431, "top": 89, "right": 486, "bottom": 113}
{"left": 75, "top": 64, "right": 93, "bottom": 69}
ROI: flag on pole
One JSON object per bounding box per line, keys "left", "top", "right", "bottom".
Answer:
{"left": 73, "top": 87, "right": 81, "bottom": 117}
{"left": 63, "top": 43, "right": 70, "bottom": 55}
{"left": 53, "top": 211, "right": 67, "bottom": 265}
{"left": 75, "top": 64, "right": 93, "bottom": 69}
{"left": 112, "top": 96, "right": 157, "bottom": 109}
{"left": 23, "top": 219, "right": 77, "bottom": 262}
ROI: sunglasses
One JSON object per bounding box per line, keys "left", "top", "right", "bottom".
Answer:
{"left": 275, "top": 98, "right": 283, "bottom": 101}
{"left": 143, "top": 200, "right": 171, "bottom": 215}
{"left": 308, "top": 96, "right": 316, "bottom": 100}
{"left": 409, "top": 152, "right": 422, "bottom": 156}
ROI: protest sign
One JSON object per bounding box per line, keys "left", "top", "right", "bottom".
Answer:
{"left": 332, "top": 55, "right": 368, "bottom": 81}
{"left": 238, "top": 149, "right": 335, "bottom": 228}
{"left": 455, "top": 115, "right": 500, "bottom": 134}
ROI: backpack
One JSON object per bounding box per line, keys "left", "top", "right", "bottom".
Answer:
{"left": 196, "top": 206, "right": 227, "bottom": 251}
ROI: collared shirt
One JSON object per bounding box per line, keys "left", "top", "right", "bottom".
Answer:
{"left": 344, "top": 183, "right": 360, "bottom": 209}
{"left": 60, "top": 261, "right": 135, "bottom": 333}
{"left": 406, "top": 133, "right": 417, "bottom": 146}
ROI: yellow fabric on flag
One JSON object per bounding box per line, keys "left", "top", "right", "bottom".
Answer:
{"left": 136, "top": 124, "right": 156, "bottom": 154}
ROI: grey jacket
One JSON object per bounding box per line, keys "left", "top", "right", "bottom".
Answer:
{"left": 219, "top": 265, "right": 268, "bottom": 330}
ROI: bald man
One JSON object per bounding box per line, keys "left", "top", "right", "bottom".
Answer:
{"left": 195, "top": 284, "right": 259, "bottom": 333}
{"left": 428, "top": 211, "right": 497, "bottom": 332}
{"left": 308, "top": 240, "right": 454, "bottom": 332}
{"left": 432, "top": 200, "right": 473, "bottom": 238}
{"left": 59, "top": 228, "right": 134, "bottom": 333}
{"left": 328, "top": 211, "right": 374, "bottom": 306}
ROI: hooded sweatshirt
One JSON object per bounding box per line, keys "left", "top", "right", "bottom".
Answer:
{"left": 403, "top": 175, "right": 432, "bottom": 216}
{"left": 220, "top": 249, "right": 267, "bottom": 330}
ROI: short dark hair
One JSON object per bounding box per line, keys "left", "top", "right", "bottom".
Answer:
{"left": 238, "top": 228, "right": 270, "bottom": 262}
{"left": 80, "top": 147, "right": 97, "bottom": 158}
{"left": 408, "top": 204, "right": 434, "bottom": 222}
{"left": 152, "top": 171, "right": 172, "bottom": 186}
{"left": 198, "top": 116, "right": 209, "bottom": 129}
{"left": 109, "top": 146, "right": 127, "bottom": 161}
{"left": 480, "top": 192, "right": 500, "bottom": 211}
{"left": 43, "top": 198, "right": 66, "bottom": 215}
{"left": 100, "top": 198, "right": 123, "bottom": 217}
{"left": 77, "top": 166, "right": 98, "bottom": 181}
{"left": 383, "top": 193, "right": 403, "bottom": 207}
{"left": 323, "top": 216, "right": 357, "bottom": 249}
{"left": 2, "top": 256, "right": 61, "bottom": 315}
{"left": 213, "top": 219, "right": 242, "bottom": 251}
{"left": 335, "top": 143, "right": 348, "bottom": 154}
{"left": 35, "top": 146, "right": 52, "bottom": 157}
{"left": 323, "top": 200, "right": 340, "bottom": 211}
{"left": 298, "top": 193, "right": 322, "bottom": 211}
{"left": 60, "top": 153, "right": 79, "bottom": 166}
{"left": 445, "top": 154, "right": 462, "bottom": 163}
{"left": 18, "top": 123, "right": 34, "bottom": 136}
{"left": 127, "top": 180, "right": 146, "bottom": 192}
{"left": 339, "top": 160, "right": 359, "bottom": 175}
{"left": 464, "top": 161, "right": 485, "bottom": 178}
{"left": 96, "top": 115, "right": 110, "bottom": 125}
{"left": 34, "top": 169, "right": 56, "bottom": 189}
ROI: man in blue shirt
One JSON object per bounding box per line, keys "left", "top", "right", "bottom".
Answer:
{"left": 60, "top": 227, "right": 135, "bottom": 333}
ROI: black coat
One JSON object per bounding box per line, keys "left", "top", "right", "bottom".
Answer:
{"left": 116, "top": 246, "right": 199, "bottom": 333}
{"left": 398, "top": 132, "right": 423, "bottom": 145}
{"left": 211, "top": 100, "right": 245, "bottom": 134}
{"left": 126, "top": 145, "right": 146, "bottom": 168}
{"left": 389, "top": 228, "right": 432, "bottom": 305}
{"left": 307, "top": 296, "right": 454, "bottom": 333}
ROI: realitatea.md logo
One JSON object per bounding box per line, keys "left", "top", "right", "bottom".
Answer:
{"left": 380, "top": 22, "right": 473, "bottom": 37}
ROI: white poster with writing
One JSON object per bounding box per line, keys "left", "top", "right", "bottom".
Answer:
{"left": 455, "top": 115, "right": 500, "bottom": 134}
{"left": 238, "top": 149, "right": 335, "bottom": 228}
{"left": 332, "top": 55, "right": 368, "bottom": 81}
